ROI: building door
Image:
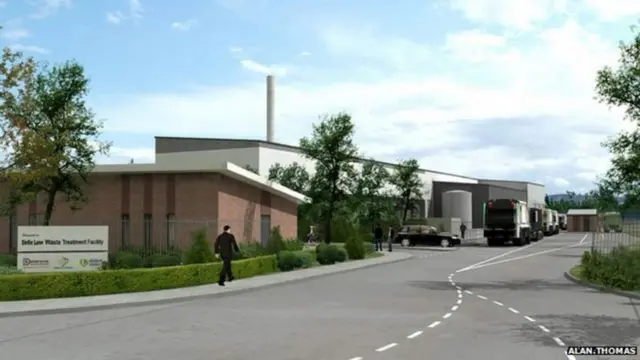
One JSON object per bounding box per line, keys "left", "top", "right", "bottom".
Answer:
{"left": 583, "top": 216, "right": 590, "bottom": 232}
{"left": 260, "top": 215, "right": 271, "bottom": 246}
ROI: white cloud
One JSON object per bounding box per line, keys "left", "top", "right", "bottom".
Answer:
{"left": 583, "top": 0, "right": 640, "bottom": 21}
{"left": 106, "top": 11, "right": 126, "bottom": 25}
{"left": 0, "top": 20, "right": 29, "bottom": 41}
{"left": 94, "top": 11, "right": 627, "bottom": 192}
{"left": 229, "top": 46, "right": 243, "bottom": 53}
{"left": 30, "top": 0, "right": 72, "bottom": 19}
{"left": 239, "top": 59, "right": 287, "bottom": 76}
{"left": 129, "top": 0, "right": 144, "bottom": 19}
{"left": 299, "top": 51, "right": 311, "bottom": 56}
{"left": 9, "top": 44, "right": 48, "bottom": 54}
{"left": 171, "top": 19, "right": 198, "bottom": 31}
{"left": 448, "top": 0, "right": 569, "bottom": 30}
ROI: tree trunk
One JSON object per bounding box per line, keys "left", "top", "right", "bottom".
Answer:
{"left": 43, "top": 188, "right": 57, "bottom": 226}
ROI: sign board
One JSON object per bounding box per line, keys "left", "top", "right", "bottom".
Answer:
{"left": 17, "top": 252, "right": 109, "bottom": 273}
{"left": 17, "top": 226, "right": 108, "bottom": 253}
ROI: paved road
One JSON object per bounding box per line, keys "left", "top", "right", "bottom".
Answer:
{"left": 1, "top": 233, "right": 637, "bottom": 360}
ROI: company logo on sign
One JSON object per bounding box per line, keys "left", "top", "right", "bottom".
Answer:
{"left": 79, "top": 258, "right": 102, "bottom": 267}
{"left": 54, "top": 256, "right": 72, "bottom": 269}
{"left": 22, "top": 258, "right": 49, "bottom": 267}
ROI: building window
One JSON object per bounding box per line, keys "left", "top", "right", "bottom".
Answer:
{"left": 166, "top": 213, "right": 176, "bottom": 246}
{"left": 121, "top": 214, "right": 130, "bottom": 247}
{"left": 143, "top": 214, "right": 152, "bottom": 249}
{"left": 8, "top": 212, "right": 16, "bottom": 253}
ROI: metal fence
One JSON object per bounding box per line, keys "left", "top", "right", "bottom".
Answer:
{"left": 591, "top": 220, "right": 640, "bottom": 253}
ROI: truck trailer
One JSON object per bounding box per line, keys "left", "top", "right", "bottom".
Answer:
{"left": 484, "top": 199, "right": 532, "bottom": 247}
{"left": 558, "top": 214, "right": 567, "bottom": 231}
{"left": 529, "top": 208, "right": 544, "bottom": 241}
{"left": 543, "top": 208, "right": 554, "bottom": 236}
{"left": 551, "top": 210, "right": 560, "bottom": 234}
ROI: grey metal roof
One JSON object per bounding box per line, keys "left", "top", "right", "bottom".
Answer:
{"left": 155, "top": 136, "right": 480, "bottom": 180}
{"left": 567, "top": 209, "right": 598, "bottom": 215}
{"left": 476, "top": 178, "right": 546, "bottom": 187}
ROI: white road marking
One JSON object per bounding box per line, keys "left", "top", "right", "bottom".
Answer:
{"left": 477, "top": 295, "right": 488, "bottom": 300}
{"left": 539, "top": 325, "right": 550, "bottom": 332}
{"left": 348, "top": 357, "right": 362, "bottom": 360}
{"left": 443, "top": 312, "right": 452, "bottom": 319}
{"left": 580, "top": 233, "right": 589, "bottom": 244}
{"left": 524, "top": 316, "right": 536, "bottom": 322}
{"left": 464, "top": 290, "right": 473, "bottom": 295}
{"left": 553, "top": 337, "right": 565, "bottom": 346}
{"left": 456, "top": 240, "right": 542, "bottom": 272}
{"left": 458, "top": 239, "right": 586, "bottom": 273}
{"left": 457, "top": 299, "right": 462, "bottom": 305}
{"left": 458, "top": 293, "right": 463, "bottom": 298}
{"left": 376, "top": 343, "right": 398, "bottom": 352}
{"left": 428, "top": 321, "right": 441, "bottom": 328}
{"left": 407, "top": 331, "right": 423, "bottom": 339}
{"left": 451, "top": 282, "right": 456, "bottom": 286}
{"left": 451, "top": 305, "right": 459, "bottom": 311}
{"left": 493, "top": 301, "right": 503, "bottom": 306}
{"left": 508, "top": 307, "right": 520, "bottom": 314}
{"left": 566, "top": 354, "right": 577, "bottom": 360}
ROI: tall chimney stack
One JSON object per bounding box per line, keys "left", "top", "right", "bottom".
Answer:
{"left": 266, "top": 75, "right": 274, "bottom": 142}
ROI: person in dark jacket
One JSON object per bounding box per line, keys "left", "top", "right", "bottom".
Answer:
{"left": 373, "top": 225, "right": 383, "bottom": 251}
{"left": 460, "top": 222, "right": 467, "bottom": 239}
{"left": 214, "top": 225, "right": 240, "bottom": 286}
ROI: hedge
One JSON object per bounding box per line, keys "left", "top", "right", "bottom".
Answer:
{"left": 0, "top": 255, "right": 277, "bottom": 301}
{"left": 580, "top": 246, "right": 640, "bottom": 291}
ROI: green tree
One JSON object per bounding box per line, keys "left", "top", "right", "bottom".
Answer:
{"left": 0, "top": 59, "right": 110, "bottom": 224}
{"left": 389, "top": 158, "right": 423, "bottom": 223}
{"left": 595, "top": 25, "right": 640, "bottom": 210}
{"left": 243, "top": 165, "right": 259, "bottom": 175}
{"left": 352, "top": 159, "right": 395, "bottom": 231}
{"left": 267, "top": 162, "right": 310, "bottom": 194}
{"left": 299, "top": 112, "right": 358, "bottom": 243}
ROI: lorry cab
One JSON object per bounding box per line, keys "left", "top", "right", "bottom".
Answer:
{"left": 551, "top": 210, "right": 560, "bottom": 234}
{"left": 558, "top": 214, "right": 567, "bottom": 231}
{"left": 543, "top": 208, "right": 554, "bottom": 236}
{"left": 484, "top": 199, "right": 531, "bottom": 247}
{"left": 529, "top": 208, "right": 543, "bottom": 241}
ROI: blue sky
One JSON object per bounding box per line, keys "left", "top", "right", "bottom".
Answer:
{"left": 0, "top": 0, "right": 638, "bottom": 194}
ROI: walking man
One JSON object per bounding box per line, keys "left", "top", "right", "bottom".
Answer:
{"left": 214, "top": 225, "right": 240, "bottom": 287}
{"left": 460, "top": 222, "right": 467, "bottom": 239}
{"left": 374, "top": 224, "right": 383, "bottom": 251}
{"left": 306, "top": 225, "right": 317, "bottom": 246}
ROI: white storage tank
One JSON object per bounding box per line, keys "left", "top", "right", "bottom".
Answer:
{"left": 442, "top": 190, "right": 473, "bottom": 225}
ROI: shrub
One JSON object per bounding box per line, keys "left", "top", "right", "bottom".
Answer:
{"left": 277, "top": 250, "right": 314, "bottom": 271}
{"left": 149, "top": 254, "right": 182, "bottom": 268}
{"left": 335, "top": 247, "right": 348, "bottom": 262}
{"left": 0, "top": 255, "right": 278, "bottom": 301}
{"left": 345, "top": 234, "right": 366, "bottom": 260}
{"left": 237, "top": 241, "right": 268, "bottom": 260}
{"left": 317, "top": 244, "right": 342, "bottom": 265}
{"left": 266, "top": 226, "right": 287, "bottom": 254}
{"left": 0, "top": 254, "right": 17, "bottom": 267}
{"left": 183, "top": 228, "right": 215, "bottom": 265}
{"left": 0, "top": 266, "right": 22, "bottom": 275}
{"left": 114, "top": 252, "right": 144, "bottom": 269}
{"left": 580, "top": 246, "right": 640, "bottom": 291}
{"left": 298, "top": 250, "right": 314, "bottom": 268}
{"left": 363, "top": 242, "right": 375, "bottom": 254}
{"left": 284, "top": 238, "right": 303, "bottom": 251}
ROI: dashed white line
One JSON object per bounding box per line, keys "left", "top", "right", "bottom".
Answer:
{"left": 524, "top": 316, "right": 536, "bottom": 322}
{"left": 407, "top": 330, "right": 423, "bottom": 339}
{"left": 376, "top": 343, "right": 398, "bottom": 352}
{"left": 493, "top": 301, "right": 503, "bottom": 306}
{"left": 477, "top": 295, "right": 488, "bottom": 300}
{"left": 456, "top": 299, "right": 462, "bottom": 305}
{"left": 464, "top": 290, "right": 473, "bottom": 295}
{"left": 428, "top": 321, "right": 441, "bottom": 328}
{"left": 538, "top": 325, "right": 550, "bottom": 332}
{"left": 458, "top": 293, "right": 463, "bottom": 298}
{"left": 443, "top": 312, "right": 452, "bottom": 319}
{"left": 553, "top": 337, "right": 565, "bottom": 346}
{"left": 508, "top": 307, "right": 520, "bottom": 314}
{"left": 451, "top": 305, "right": 459, "bottom": 311}
{"left": 348, "top": 357, "right": 362, "bottom": 360}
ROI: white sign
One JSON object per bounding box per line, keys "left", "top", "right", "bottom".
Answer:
{"left": 17, "top": 226, "right": 109, "bottom": 253}
{"left": 17, "top": 252, "right": 109, "bottom": 273}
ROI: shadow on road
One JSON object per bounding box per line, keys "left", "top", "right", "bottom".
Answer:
{"left": 513, "top": 313, "right": 640, "bottom": 347}
{"left": 408, "top": 278, "right": 586, "bottom": 292}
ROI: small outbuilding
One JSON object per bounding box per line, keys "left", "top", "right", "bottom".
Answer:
{"left": 566, "top": 209, "right": 598, "bottom": 232}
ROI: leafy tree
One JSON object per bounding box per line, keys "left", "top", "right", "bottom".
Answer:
{"left": 267, "top": 162, "right": 310, "bottom": 194}
{"left": 389, "top": 159, "right": 423, "bottom": 223}
{"left": 299, "top": 112, "right": 358, "bottom": 243}
{"left": 352, "top": 160, "right": 395, "bottom": 231}
{"left": 0, "top": 59, "right": 110, "bottom": 224}
{"left": 243, "top": 165, "right": 259, "bottom": 174}
{"left": 595, "top": 25, "right": 640, "bottom": 210}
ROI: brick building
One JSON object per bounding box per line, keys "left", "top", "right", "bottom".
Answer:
{"left": 0, "top": 161, "right": 307, "bottom": 254}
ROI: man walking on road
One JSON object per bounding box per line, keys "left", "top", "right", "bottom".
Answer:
{"left": 214, "top": 225, "right": 240, "bottom": 287}
{"left": 460, "top": 222, "right": 467, "bottom": 239}
{"left": 374, "top": 224, "right": 383, "bottom": 251}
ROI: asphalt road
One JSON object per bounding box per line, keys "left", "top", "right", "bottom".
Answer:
{"left": 0, "top": 233, "right": 637, "bottom": 360}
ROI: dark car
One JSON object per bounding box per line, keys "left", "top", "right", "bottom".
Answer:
{"left": 395, "top": 224, "right": 461, "bottom": 248}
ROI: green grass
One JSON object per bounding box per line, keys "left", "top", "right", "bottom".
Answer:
{"left": 569, "top": 264, "right": 583, "bottom": 279}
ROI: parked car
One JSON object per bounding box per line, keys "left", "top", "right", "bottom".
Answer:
{"left": 395, "top": 224, "right": 461, "bottom": 248}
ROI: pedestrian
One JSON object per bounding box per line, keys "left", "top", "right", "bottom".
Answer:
{"left": 374, "top": 224, "right": 383, "bottom": 251}
{"left": 214, "top": 225, "right": 240, "bottom": 287}
{"left": 306, "top": 225, "right": 317, "bottom": 246}
{"left": 460, "top": 222, "right": 467, "bottom": 239}
{"left": 387, "top": 226, "right": 395, "bottom": 252}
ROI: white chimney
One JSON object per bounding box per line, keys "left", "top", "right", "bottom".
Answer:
{"left": 266, "top": 75, "right": 274, "bottom": 142}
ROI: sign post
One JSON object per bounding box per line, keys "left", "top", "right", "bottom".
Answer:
{"left": 17, "top": 226, "right": 109, "bottom": 273}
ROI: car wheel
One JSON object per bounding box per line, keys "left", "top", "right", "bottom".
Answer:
{"left": 401, "top": 238, "right": 410, "bottom": 247}
{"left": 441, "top": 239, "right": 450, "bottom": 248}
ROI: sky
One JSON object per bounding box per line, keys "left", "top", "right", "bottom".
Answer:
{"left": 0, "top": 0, "right": 637, "bottom": 195}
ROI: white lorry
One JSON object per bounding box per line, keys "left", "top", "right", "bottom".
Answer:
{"left": 543, "top": 208, "right": 554, "bottom": 236}
{"left": 483, "top": 199, "right": 532, "bottom": 247}
{"left": 551, "top": 210, "right": 560, "bottom": 234}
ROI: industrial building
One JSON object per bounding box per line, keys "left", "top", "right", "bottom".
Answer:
{"left": 566, "top": 209, "right": 599, "bottom": 232}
